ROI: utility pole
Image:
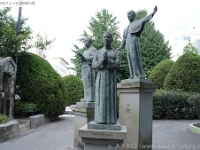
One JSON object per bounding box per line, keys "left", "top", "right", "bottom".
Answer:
{"left": 16, "top": 6, "right": 22, "bottom": 66}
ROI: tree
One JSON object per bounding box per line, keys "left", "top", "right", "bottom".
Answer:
{"left": 70, "top": 9, "right": 123, "bottom": 81}
{"left": 16, "top": 52, "right": 66, "bottom": 117}
{"left": 34, "top": 32, "right": 55, "bottom": 50}
{"left": 71, "top": 9, "right": 171, "bottom": 81}
{"left": 0, "top": 7, "right": 55, "bottom": 58}
{"left": 149, "top": 59, "right": 175, "bottom": 89}
{"left": 136, "top": 10, "right": 171, "bottom": 77}
{"left": 164, "top": 52, "right": 200, "bottom": 93}
{"left": 183, "top": 41, "right": 198, "bottom": 54}
{"left": 0, "top": 7, "right": 32, "bottom": 58}
{"left": 62, "top": 75, "right": 84, "bottom": 106}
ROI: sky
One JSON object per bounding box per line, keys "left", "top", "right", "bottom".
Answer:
{"left": 2, "top": 0, "right": 200, "bottom": 65}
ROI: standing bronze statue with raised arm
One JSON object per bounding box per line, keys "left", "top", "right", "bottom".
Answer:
{"left": 119, "top": 6, "right": 157, "bottom": 79}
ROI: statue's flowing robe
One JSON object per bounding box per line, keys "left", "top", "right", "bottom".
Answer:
{"left": 82, "top": 46, "right": 96, "bottom": 102}
{"left": 92, "top": 48, "right": 121, "bottom": 124}
{"left": 123, "top": 13, "right": 154, "bottom": 79}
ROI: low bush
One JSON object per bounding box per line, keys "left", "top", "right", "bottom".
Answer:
{"left": 14, "top": 101, "right": 39, "bottom": 117}
{"left": 62, "top": 75, "right": 84, "bottom": 106}
{"left": 164, "top": 53, "right": 200, "bottom": 92}
{"left": 148, "top": 59, "right": 174, "bottom": 89}
{"left": 0, "top": 114, "right": 9, "bottom": 124}
{"left": 153, "top": 90, "right": 198, "bottom": 119}
{"left": 187, "top": 94, "right": 200, "bottom": 118}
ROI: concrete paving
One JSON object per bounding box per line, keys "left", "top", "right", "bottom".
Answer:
{"left": 0, "top": 115, "right": 200, "bottom": 150}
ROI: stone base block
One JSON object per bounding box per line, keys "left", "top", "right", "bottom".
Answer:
{"left": 79, "top": 124, "right": 127, "bottom": 150}
{"left": 71, "top": 102, "right": 95, "bottom": 148}
{"left": 88, "top": 121, "right": 121, "bottom": 130}
{"left": 29, "top": 114, "right": 45, "bottom": 129}
{"left": 0, "top": 120, "right": 19, "bottom": 143}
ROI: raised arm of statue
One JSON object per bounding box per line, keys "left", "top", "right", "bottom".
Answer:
{"left": 141, "top": 6, "right": 158, "bottom": 24}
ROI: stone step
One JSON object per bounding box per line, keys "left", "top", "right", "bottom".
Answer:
{"left": 18, "top": 119, "right": 30, "bottom": 136}
{"left": 65, "top": 106, "right": 73, "bottom": 114}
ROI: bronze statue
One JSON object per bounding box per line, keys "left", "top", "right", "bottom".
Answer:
{"left": 119, "top": 6, "right": 157, "bottom": 79}
{"left": 92, "top": 32, "right": 121, "bottom": 124}
{"left": 73, "top": 37, "right": 96, "bottom": 102}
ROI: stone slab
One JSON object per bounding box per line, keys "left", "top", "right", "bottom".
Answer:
{"left": 70, "top": 105, "right": 94, "bottom": 117}
{"left": 118, "top": 78, "right": 157, "bottom": 89}
{"left": 29, "top": 114, "right": 45, "bottom": 129}
{"left": 76, "top": 102, "right": 95, "bottom": 108}
{"left": 88, "top": 121, "right": 121, "bottom": 130}
{"left": 79, "top": 124, "right": 127, "bottom": 140}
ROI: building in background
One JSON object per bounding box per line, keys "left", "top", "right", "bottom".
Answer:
{"left": 169, "top": 22, "right": 200, "bottom": 60}
{"left": 47, "top": 57, "right": 69, "bottom": 77}
{"left": 28, "top": 48, "right": 75, "bottom": 77}
{"left": 192, "top": 39, "right": 200, "bottom": 54}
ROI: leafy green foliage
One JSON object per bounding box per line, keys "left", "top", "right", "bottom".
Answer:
{"left": 136, "top": 10, "right": 171, "bottom": 77}
{"left": 148, "top": 59, "right": 175, "bottom": 88}
{"left": 183, "top": 41, "right": 198, "bottom": 54}
{"left": 153, "top": 90, "right": 198, "bottom": 119}
{"left": 0, "top": 114, "right": 9, "bottom": 124}
{"left": 14, "top": 101, "right": 38, "bottom": 116}
{"left": 15, "top": 52, "right": 66, "bottom": 117}
{"left": 71, "top": 9, "right": 122, "bottom": 80}
{"left": 62, "top": 75, "right": 84, "bottom": 106}
{"left": 0, "top": 8, "right": 55, "bottom": 58}
{"left": 0, "top": 7, "right": 32, "bottom": 57}
{"left": 187, "top": 94, "right": 200, "bottom": 118}
{"left": 164, "top": 53, "right": 200, "bottom": 92}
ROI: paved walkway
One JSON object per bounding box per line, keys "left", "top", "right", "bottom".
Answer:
{"left": 0, "top": 116, "right": 200, "bottom": 150}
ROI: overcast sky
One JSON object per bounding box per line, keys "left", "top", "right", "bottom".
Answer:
{"left": 3, "top": 0, "right": 200, "bottom": 64}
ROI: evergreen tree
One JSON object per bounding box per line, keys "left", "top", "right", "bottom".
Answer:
{"left": 71, "top": 9, "right": 122, "bottom": 80}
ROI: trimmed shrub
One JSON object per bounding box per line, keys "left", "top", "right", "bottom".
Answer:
{"left": 14, "top": 101, "right": 39, "bottom": 116}
{"left": 62, "top": 75, "right": 83, "bottom": 106}
{"left": 164, "top": 53, "right": 200, "bottom": 93}
{"left": 149, "top": 59, "right": 174, "bottom": 89}
{"left": 15, "top": 52, "right": 66, "bottom": 117}
{"left": 0, "top": 114, "right": 9, "bottom": 124}
{"left": 187, "top": 94, "right": 200, "bottom": 118}
{"left": 153, "top": 90, "right": 196, "bottom": 119}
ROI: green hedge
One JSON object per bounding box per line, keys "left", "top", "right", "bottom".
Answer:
{"left": 164, "top": 53, "right": 200, "bottom": 92}
{"left": 153, "top": 90, "right": 199, "bottom": 119}
{"left": 148, "top": 59, "right": 174, "bottom": 89}
{"left": 62, "top": 75, "right": 84, "bottom": 106}
{"left": 15, "top": 52, "right": 66, "bottom": 117}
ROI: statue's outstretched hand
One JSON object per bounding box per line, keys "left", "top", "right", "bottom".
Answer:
{"left": 154, "top": 6, "right": 157, "bottom": 14}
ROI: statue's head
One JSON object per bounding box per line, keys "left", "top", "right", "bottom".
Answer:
{"left": 84, "top": 37, "right": 94, "bottom": 48}
{"left": 127, "top": 10, "right": 136, "bottom": 22}
{"left": 103, "top": 32, "right": 113, "bottom": 47}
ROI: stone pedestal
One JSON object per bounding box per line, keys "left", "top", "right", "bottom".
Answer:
{"left": 71, "top": 102, "right": 95, "bottom": 148}
{"left": 117, "top": 78, "right": 157, "bottom": 150}
{"left": 79, "top": 123, "right": 127, "bottom": 150}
